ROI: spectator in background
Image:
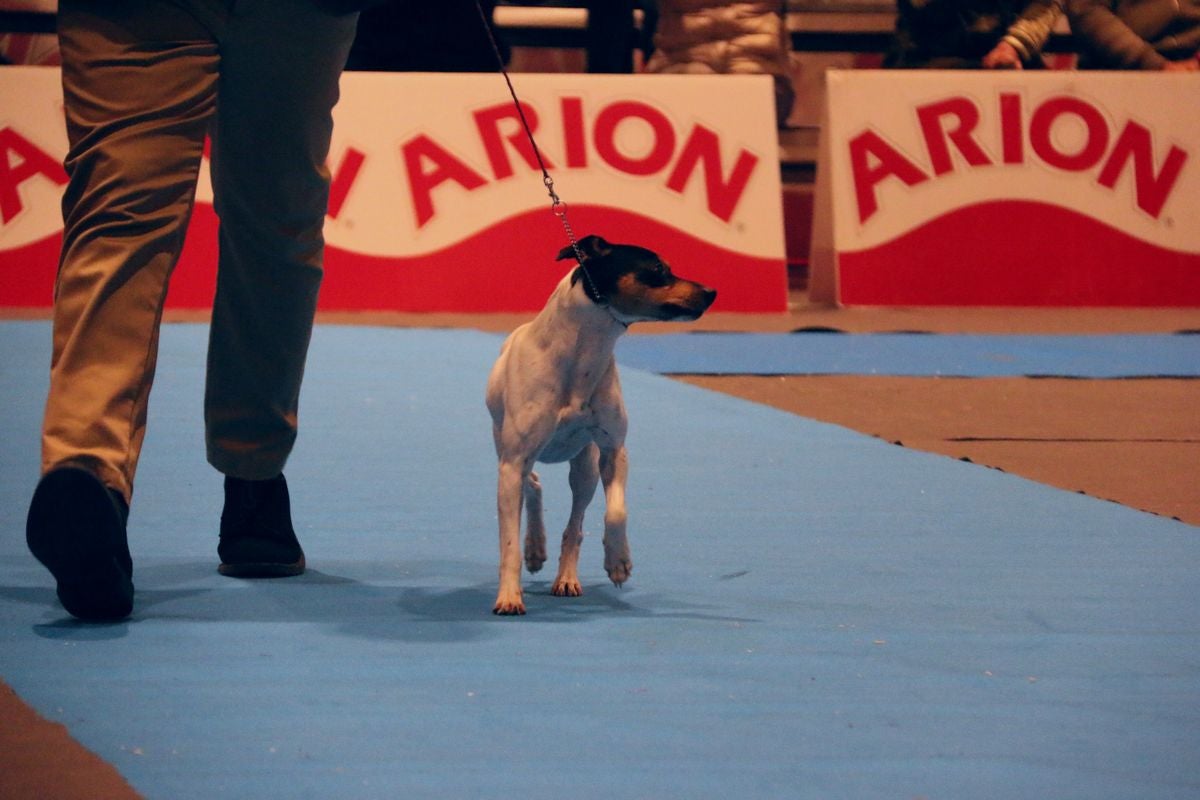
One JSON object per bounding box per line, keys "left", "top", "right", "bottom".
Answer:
{"left": 346, "top": 0, "right": 506, "bottom": 71}
{"left": 884, "top": 0, "right": 1064, "bottom": 69}
{"left": 0, "top": 0, "right": 59, "bottom": 65}
{"left": 645, "top": 0, "right": 795, "bottom": 127}
{"left": 636, "top": 0, "right": 659, "bottom": 64}
{"left": 1067, "top": 0, "right": 1200, "bottom": 70}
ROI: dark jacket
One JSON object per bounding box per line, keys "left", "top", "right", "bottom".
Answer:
{"left": 885, "top": 0, "right": 1064, "bottom": 68}
{"left": 1068, "top": 0, "right": 1200, "bottom": 68}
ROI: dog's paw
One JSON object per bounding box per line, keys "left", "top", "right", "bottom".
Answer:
{"left": 492, "top": 590, "right": 526, "bottom": 616}
{"left": 524, "top": 543, "right": 547, "bottom": 574}
{"left": 605, "top": 558, "right": 632, "bottom": 587}
{"left": 551, "top": 578, "right": 583, "bottom": 597}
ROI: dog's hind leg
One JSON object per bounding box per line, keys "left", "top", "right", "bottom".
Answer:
{"left": 523, "top": 471, "right": 547, "bottom": 573}
{"left": 599, "top": 446, "right": 631, "bottom": 586}
{"left": 552, "top": 443, "right": 600, "bottom": 597}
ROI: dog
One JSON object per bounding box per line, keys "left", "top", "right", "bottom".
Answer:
{"left": 485, "top": 235, "right": 716, "bottom": 615}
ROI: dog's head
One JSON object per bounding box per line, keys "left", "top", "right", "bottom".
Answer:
{"left": 558, "top": 235, "right": 717, "bottom": 323}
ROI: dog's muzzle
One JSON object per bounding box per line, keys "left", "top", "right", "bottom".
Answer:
{"left": 667, "top": 286, "right": 717, "bottom": 320}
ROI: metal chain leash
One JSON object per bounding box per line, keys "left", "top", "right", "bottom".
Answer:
{"left": 472, "top": 0, "right": 601, "bottom": 298}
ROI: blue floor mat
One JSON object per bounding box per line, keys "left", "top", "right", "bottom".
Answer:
{"left": 1, "top": 321, "right": 1198, "bottom": 800}
{"left": 615, "top": 332, "right": 1200, "bottom": 377}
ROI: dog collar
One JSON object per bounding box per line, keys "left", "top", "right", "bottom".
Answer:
{"left": 572, "top": 265, "right": 626, "bottom": 327}
{"left": 575, "top": 265, "right": 606, "bottom": 306}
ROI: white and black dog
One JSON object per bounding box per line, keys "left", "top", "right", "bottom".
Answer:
{"left": 485, "top": 235, "right": 716, "bottom": 615}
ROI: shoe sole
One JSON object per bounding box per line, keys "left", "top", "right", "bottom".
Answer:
{"left": 26, "top": 467, "right": 134, "bottom": 621}
{"left": 217, "top": 556, "right": 306, "bottom": 579}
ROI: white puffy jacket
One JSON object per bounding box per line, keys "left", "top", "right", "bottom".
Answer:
{"left": 646, "top": 0, "right": 794, "bottom": 125}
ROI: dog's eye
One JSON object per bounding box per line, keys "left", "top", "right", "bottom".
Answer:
{"left": 641, "top": 263, "right": 672, "bottom": 287}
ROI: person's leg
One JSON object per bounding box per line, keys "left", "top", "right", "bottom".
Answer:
{"left": 205, "top": 0, "right": 357, "bottom": 480}
{"left": 204, "top": 0, "right": 357, "bottom": 575}
{"left": 42, "top": 0, "right": 220, "bottom": 502}
{"left": 28, "top": 0, "right": 221, "bottom": 620}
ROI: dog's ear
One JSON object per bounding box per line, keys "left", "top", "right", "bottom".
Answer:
{"left": 557, "top": 234, "right": 612, "bottom": 262}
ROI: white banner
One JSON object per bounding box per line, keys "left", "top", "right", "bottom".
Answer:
{"left": 811, "top": 70, "right": 1200, "bottom": 306}
{"left": 1, "top": 68, "right": 788, "bottom": 311}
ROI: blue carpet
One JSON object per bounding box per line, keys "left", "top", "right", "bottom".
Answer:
{"left": 1, "top": 320, "right": 1198, "bottom": 799}
{"left": 615, "top": 332, "right": 1200, "bottom": 377}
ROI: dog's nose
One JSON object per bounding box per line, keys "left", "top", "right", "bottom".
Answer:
{"left": 701, "top": 287, "right": 717, "bottom": 308}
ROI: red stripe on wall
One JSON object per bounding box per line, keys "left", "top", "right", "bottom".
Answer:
{"left": 1, "top": 204, "right": 787, "bottom": 313}
{"left": 838, "top": 200, "right": 1200, "bottom": 307}
{"left": 169, "top": 203, "right": 787, "bottom": 313}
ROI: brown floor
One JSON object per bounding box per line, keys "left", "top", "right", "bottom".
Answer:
{"left": 4, "top": 297, "right": 1198, "bottom": 800}
{"left": 1, "top": 685, "right": 141, "bottom": 799}
{"left": 675, "top": 375, "right": 1199, "bottom": 525}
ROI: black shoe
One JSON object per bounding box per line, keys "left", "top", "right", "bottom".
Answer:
{"left": 26, "top": 466, "right": 134, "bottom": 622}
{"left": 217, "top": 474, "right": 306, "bottom": 578}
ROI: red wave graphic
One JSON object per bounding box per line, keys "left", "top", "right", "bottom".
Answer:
{"left": 2, "top": 204, "right": 787, "bottom": 312}
{"left": 315, "top": 204, "right": 787, "bottom": 313}
{"left": 0, "top": 231, "right": 61, "bottom": 307}
{"left": 838, "top": 200, "right": 1200, "bottom": 306}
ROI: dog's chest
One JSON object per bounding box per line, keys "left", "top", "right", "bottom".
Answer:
{"left": 537, "top": 400, "right": 603, "bottom": 463}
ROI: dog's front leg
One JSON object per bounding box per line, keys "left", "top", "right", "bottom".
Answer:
{"left": 599, "top": 446, "right": 632, "bottom": 586}
{"left": 553, "top": 443, "right": 600, "bottom": 597}
{"left": 494, "top": 458, "right": 528, "bottom": 615}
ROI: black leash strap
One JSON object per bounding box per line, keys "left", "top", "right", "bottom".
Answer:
{"left": 473, "top": 0, "right": 603, "bottom": 299}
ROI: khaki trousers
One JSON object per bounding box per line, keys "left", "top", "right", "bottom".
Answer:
{"left": 43, "top": 0, "right": 358, "bottom": 502}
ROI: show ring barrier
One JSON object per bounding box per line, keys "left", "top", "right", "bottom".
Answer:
{"left": 7, "top": 67, "right": 1198, "bottom": 310}
{"left": 809, "top": 70, "right": 1200, "bottom": 307}
{"left": 0, "top": 69, "right": 787, "bottom": 313}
